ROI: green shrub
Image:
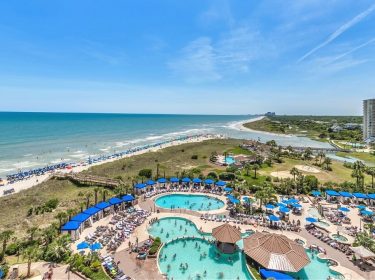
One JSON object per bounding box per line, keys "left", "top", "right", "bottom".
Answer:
{"left": 138, "top": 169, "right": 152, "bottom": 178}
{"left": 5, "top": 243, "right": 20, "bottom": 255}
{"left": 191, "top": 155, "right": 198, "bottom": 160}
{"left": 149, "top": 237, "right": 161, "bottom": 255}
{"left": 82, "top": 267, "right": 93, "bottom": 278}
{"left": 219, "top": 172, "right": 235, "bottom": 181}
{"left": 45, "top": 198, "right": 59, "bottom": 209}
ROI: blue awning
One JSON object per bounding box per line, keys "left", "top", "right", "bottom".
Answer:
{"left": 71, "top": 213, "right": 91, "bottom": 223}
{"left": 134, "top": 183, "right": 147, "bottom": 189}
{"left": 326, "top": 190, "right": 340, "bottom": 196}
{"left": 95, "top": 201, "right": 111, "bottom": 210}
{"left": 265, "top": 204, "right": 276, "bottom": 209}
{"left": 367, "top": 194, "right": 375, "bottom": 200}
{"left": 122, "top": 194, "right": 135, "bottom": 202}
{"left": 146, "top": 179, "right": 156, "bottom": 185}
{"left": 61, "top": 221, "right": 81, "bottom": 231}
{"left": 279, "top": 207, "right": 290, "bottom": 213}
{"left": 182, "top": 177, "right": 191, "bottom": 183}
{"left": 215, "top": 180, "right": 226, "bottom": 187}
{"left": 268, "top": 215, "right": 280, "bottom": 222}
{"left": 311, "top": 190, "right": 321, "bottom": 197}
{"left": 353, "top": 193, "right": 368, "bottom": 199}
{"left": 339, "top": 191, "right": 353, "bottom": 198}
{"left": 260, "top": 269, "right": 293, "bottom": 280}
{"left": 192, "top": 178, "right": 202, "bottom": 183}
{"left": 83, "top": 206, "right": 101, "bottom": 216}
{"left": 157, "top": 178, "right": 167, "bottom": 183}
{"left": 224, "top": 187, "right": 233, "bottom": 192}
{"left": 108, "top": 197, "right": 123, "bottom": 205}
{"left": 170, "top": 177, "right": 179, "bottom": 183}
{"left": 204, "top": 179, "right": 214, "bottom": 184}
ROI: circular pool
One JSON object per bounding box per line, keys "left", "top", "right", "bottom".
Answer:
{"left": 155, "top": 194, "right": 225, "bottom": 211}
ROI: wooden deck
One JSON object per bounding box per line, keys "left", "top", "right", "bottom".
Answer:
{"left": 53, "top": 172, "right": 120, "bottom": 188}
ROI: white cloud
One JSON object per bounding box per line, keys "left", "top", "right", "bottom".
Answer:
{"left": 298, "top": 3, "right": 375, "bottom": 62}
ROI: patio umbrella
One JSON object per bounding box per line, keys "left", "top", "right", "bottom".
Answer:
{"left": 277, "top": 202, "right": 287, "bottom": 208}
{"left": 292, "top": 203, "right": 302, "bottom": 208}
{"left": 145, "top": 179, "right": 155, "bottom": 185}
{"left": 204, "top": 179, "right": 214, "bottom": 184}
{"left": 224, "top": 187, "right": 233, "bottom": 192}
{"left": 265, "top": 204, "right": 276, "bottom": 209}
{"left": 361, "top": 210, "right": 373, "bottom": 216}
{"left": 279, "top": 207, "right": 290, "bottom": 213}
{"left": 90, "top": 242, "right": 102, "bottom": 251}
{"left": 169, "top": 177, "right": 179, "bottom": 183}
{"left": 77, "top": 241, "right": 89, "bottom": 250}
{"left": 157, "top": 178, "right": 167, "bottom": 184}
{"left": 181, "top": 177, "right": 191, "bottom": 183}
{"left": 192, "top": 178, "right": 202, "bottom": 184}
{"left": 287, "top": 198, "right": 299, "bottom": 204}
{"left": 268, "top": 215, "right": 280, "bottom": 222}
{"left": 357, "top": 205, "right": 366, "bottom": 210}
{"left": 305, "top": 217, "right": 318, "bottom": 223}
{"left": 338, "top": 207, "right": 350, "bottom": 212}
{"left": 215, "top": 181, "right": 226, "bottom": 187}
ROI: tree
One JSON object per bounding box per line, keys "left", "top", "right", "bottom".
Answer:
{"left": 85, "top": 192, "right": 92, "bottom": 209}
{"left": 22, "top": 245, "right": 41, "bottom": 278}
{"left": 55, "top": 212, "right": 67, "bottom": 232}
{"left": 323, "top": 157, "right": 332, "bottom": 170}
{"left": 101, "top": 189, "right": 109, "bottom": 202}
{"left": 290, "top": 167, "right": 299, "bottom": 181}
{"left": 318, "top": 151, "right": 325, "bottom": 165}
{"left": 303, "top": 148, "right": 313, "bottom": 160}
{"left": 366, "top": 167, "right": 375, "bottom": 189}
{"left": 93, "top": 187, "right": 100, "bottom": 204}
{"left": 255, "top": 183, "right": 277, "bottom": 209}
{"left": 244, "top": 163, "right": 251, "bottom": 176}
{"left": 66, "top": 209, "right": 76, "bottom": 220}
{"left": 138, "top": 169, "right": 152, "bottom": 179}
{"left": 27, "top": 226, "right": 39, "bottom": 243}
{"left": 0, "top": 230, "right": 14, "bottom": 261}
{"left": 252, "top": 164, "right": 260, "bottom": 179}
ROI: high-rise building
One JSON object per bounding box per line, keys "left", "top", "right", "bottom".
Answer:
{"left": 363, "top": 99, "right": 375, "bottom": 142}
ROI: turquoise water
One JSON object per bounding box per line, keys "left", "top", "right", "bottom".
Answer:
{"left": 290, "top": 249, "right": 343, "bottom": 280}
{"left": 332, "top": 234, "right": 348, "bottom": 242}
{"left": 150, "top": 217, "right": 343, "bottom": 280}
{"left": 0, "top": 112, "right": 333, "bottom": 177}
{"left": 159, "top": 238, "right": 253, "bottom": 280}
{"left": 155, "top": 194, "right": 225, "bottom": 211}
{"left": 225, "top": 156, "right": 235, "bottom": 165}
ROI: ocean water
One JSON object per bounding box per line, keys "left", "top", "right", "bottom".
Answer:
{"left": 0, "top": 112, "right": 331, "bottom": 177}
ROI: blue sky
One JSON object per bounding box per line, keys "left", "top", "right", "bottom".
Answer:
{"left": 0, "top": 0, "right": 374, "bottom": 115}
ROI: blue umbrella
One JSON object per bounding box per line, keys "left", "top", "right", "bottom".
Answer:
{"left": 277, "top": 202, "right": 287, "bottom": 208}
{"left": 192, "top": 178, "right": 202, "bottom": 184}
{"left": 306, "top": 217, "right": 318, "bottom": 223}
{"left": 357, "top": 205, "right": 366, "bottom": 210}
{"left": 268, "top": 215, "right": 280, "bottom": 222}
{"left": 182, "top": 177, "right": 191, "bottom": 183}
{"left": 265, "top": 204, "right": 276, "bottom": 209}
{"left": 77, "top": 242, "right": 89, "bottom": 250}
{"left": 204, "top": 179, "right": 214, "bottom": 184}
{"left": 170, "top": 177, "right": 179, "bottom": 183}
{"left": 311, "top": 190, "right": 321, "bottom": 197}
{"left": 287, "top": 198, "right": 299, "bottom": 204}
{"left": 157, "top": 178, "right": 167, "bottom": 184}
{"left": 339, "top": 207, "right": 350, "bottom": 212}
{"left": 215, "top": 181, "right": 226, "bottom": 187}
{"left": 90, "top": 242, "right": 102, "bottom": 250}
{"left": 224, "top": 187, "right": 233, "bottom": 192}
{"left": 292, "top": 203, "right": 302, "bottom": 208}
{"left": 279, "top": 207, "right": 290, "bottom": 213}
{"left": 361, "top": 210, "right": 373, "bottom": 216}
{"left": 145, "top": 179, "right": 155, "bottom": 185}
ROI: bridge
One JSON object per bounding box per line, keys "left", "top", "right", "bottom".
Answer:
{"left": 53, "top": 173, "right": 120, "bottom": 188}
{"left": 281, "top": 146, "right": 350, "bottom": 154}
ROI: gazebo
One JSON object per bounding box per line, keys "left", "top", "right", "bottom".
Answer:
{"left": 243, "top": 232, "right": 310, "bottom": 273}
{"left": 212, "top": 223, "right": 241, "bottom": 253}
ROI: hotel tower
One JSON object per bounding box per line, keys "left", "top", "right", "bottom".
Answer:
{"left": 363, "top": 99, "right": 375, "bottom": 142}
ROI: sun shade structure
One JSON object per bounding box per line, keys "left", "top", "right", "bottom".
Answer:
{"left": 243, "top": 232, "right": 310, "bottom": 273}
{"left": 181, "top": 177, "right": 191, "bottom": 183}
{"left": 339, "top": 191, "right": 353, "bottom": 198}
{"left": 279, "top": 207, "right": 290, "bottom": 213}
{"left": 212, "top": 223, "right": 241, "bottom": 244}
{"left": 192, "top": 178, "right": 202, "bottom": 183}
{"left": 367, "top": 194, "right": 375, "bottom": 200}
{"left": 122, "top": 194, "right": 135, "bottom": 202}
{"left": 311, "top": 190, "right": 321, "bottom": 197}
{"left": 169, "top": 177, "right": 179, "bottom": 183}
{"left": 350, "top": 246, "right": 375, "bottom": 259}
{"left": 134, "top": 183, "right": 147, "bottom": 189}
{"left": 353, "top": 193, "right": 368, "bottom": 199}
{"left": 338, "top": 207, "right": 350, "bottom": 212}
{"left": 215, "top": 180, "right": 226, "bottom": 187}
{"left": 146, "top": 179, "right": 156, "bottom": 185}
{"left": 306, "top": 217, "right": 318, "bottom": 223}
{"left": 266, "top": 204, "right": 276, "bottom": 209}
{"left": 83, "top": 206, "right": 101, "bottom": 216}
{"left": 157, "top": 178, "right": 167, "bottom": 184}
{"left": 61, "top": 221, "right": 81, "bottom": 231}
{"left": 269, "top": 215, "right": 280, "bottom": 222}
{"left": 326, "top": 190, "right": 340, "bottom": 196}
{"left": 108, "top": 197, "right": 122, "bottom": 205}
{"left": 227, "top": 195, "right": 240, "bottom": 204}
{"left": 95, "top": 201, "right": 111, "bottom": 210}
{"left": 77, "top": 241, "right": 89, "bottom": 250}
{"left": 71, "top": 213, "right": 91, "bottom": 223}
{"left": 259, "top": 269, "right": 294, "bottom": 280}
{"left": 224, "top": 187, "right": 233, "bottom": 192}
{"left": 361, "top": 210, "right": 373, "bottom": 216}
{"left": 204, "top": 178, "right": 214, "bottom": 184}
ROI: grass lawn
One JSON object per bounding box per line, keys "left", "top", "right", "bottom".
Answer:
{"left": 336, "top": 151, "right": 375, "bottom": 165}
{"left": 0, "top": 139, "right": 243, "bottom": 236}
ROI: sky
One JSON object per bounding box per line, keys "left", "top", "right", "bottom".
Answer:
{"left": 0, "top": 0, "right": 374, "bottom": 115}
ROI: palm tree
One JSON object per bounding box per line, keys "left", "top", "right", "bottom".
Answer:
{"left": 22, "top": 245, "right": 41, "bottom": 278}
{"left": 244, "top": 163, "right": 251, "bottom": 176}
{"left": 85, "top": 192, "right": 92, "bottom": 208}
{"left": 323, "top": 157, "right": 332, "bottom": 170}
{"left": 66, "top": 209, "right": 76, "bottom": 220}
{"left": 93, "top": 187, "right": 100, "bottom": 204}
{"left": 290, "top": 167, "right": 299, "bottom": 181}
{"left": 318, "top": 151, "right": 325, "bottom": 165}
{"left": 0, "top": 230, "right": 14, "bottom": 261}
{"left": 101, "top": 189, "right": 109, "bottom": 202}
{"left": 252, "top": 164, "right": 260, "bottom": 179}
{"left": 27, "top": 226, "right": 39, "bottom": 243}
{"left": 365, "top": 167, "right": 375, "bottom": 189}
{"left": 156, "top": 163, "right": 160, "bottom": 179}
{"left": 55, "top": 212, "right": 67, "bottom": 232}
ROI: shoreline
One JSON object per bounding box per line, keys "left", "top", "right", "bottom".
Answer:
{"left": 0, "top": 134, "right": 223, "bottom": 197}
{"left": 237, "top": 116, "right": 293, "bottom": 137}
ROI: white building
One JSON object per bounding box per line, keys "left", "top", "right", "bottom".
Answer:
{"left": 363, "top": 99, "right": 375, "bottom": 143}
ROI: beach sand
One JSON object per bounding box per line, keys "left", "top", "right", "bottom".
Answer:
{"left": 0, "top": 134, "right": 222, "bottom": 197}
{"left": 238, "top": 116, "right": 293, "bottom": 137}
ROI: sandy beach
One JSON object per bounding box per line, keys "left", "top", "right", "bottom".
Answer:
{"left": 237, "top": 115, "right": 294, "bottom": 137}
{"left": 0, "top": 134, "right": 223, "bottom": 197}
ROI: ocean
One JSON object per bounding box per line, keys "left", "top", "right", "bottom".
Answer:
{"left": 0, "top": 112, "right": 332, "bottom": 177}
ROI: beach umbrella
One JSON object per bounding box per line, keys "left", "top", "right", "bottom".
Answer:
{"left": 338, "top": 207, "right": 350, "bottom": 212}
{"left": 204, "top": 179, "right": 214, "bottom": 185}
{"left": 145, "top": 179, "right": 155, "bottom": 185}
{"left": 157, "top": 178, "right": 167, "bottom": 184}
{"left": 170, "top": 177, "right": 179, "bottom": 183}
{"left": 305, "top": 217, "right": 318, "bottom": 223}
{"left": 287, "top": 198, "right": 299, "bottom": 204}
{"left": 181, "top": 177, "right": 191, "bottom": 183}
{"left": 311, "top": 190, "right": 321, "bottom": 197}
{"left": 192, "top": 178, "right": 202, "bottom": 184}
{"left": 77, "top": 242, "right": 89, "bottom": 250}
{"left": 215, "top": 181, "right": 226, "bottom": 187}
{"left": 265, "top": 204, "right": 276, "bottom": 210}
{"left": 224, "top": 187, "right": 233, "bottom": 192}
{"left": 279, "top": 207, "right": 290, "bottom": 213}
{"left": 292, "top": 203, "right": 302, "bottom": 208}
{"left": 361, "top": 210, "right": 373, "bottom": 216}
{"left": 90, "top": 243, "right": 102, "bottom": 251}
{"left": 357, "top": 205, "right": 366, "bottom": 210}
{"left": 277, "top": 202, "right": 287, "bottom": 208}
{"left": 268, "top": 215, "right": 280, "bottom": 222}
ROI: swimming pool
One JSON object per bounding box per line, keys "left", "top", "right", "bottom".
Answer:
{"left": 314, "top": 221, "right": 330, "bottom": 229}
{"left": 307, "top": 207, "right": 322, "bottom": 219}
{"left": 225, "top": 156, "right": 235, "bottom": 165}
{"left": 155, "top": 194, "right": 225, "bottom": 211}
{"left": 332, "top": 234, "right": 348, "bottom": 242}
{"left": 290, "top": 249, "right": 343, "bottom": 280}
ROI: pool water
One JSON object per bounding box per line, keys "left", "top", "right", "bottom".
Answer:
{"left": 148, "top": 217, "right": 212, "bottom": 243}
{"left": 290, "top": 249, "right": 343, "bottom": 280}
{"left": 314, "top": 221, "right": 330, "bottom": 228}
{"left": 332, "top": 234, "right": 348, "bottom": 242}
{"left": 225, "top": 156, "right": 235, "bottom": 165}
{"left": 159, "top": 238, "right": 253, "bottom": 280}
{"left": 307, "top": 207, "right": 322, "bottom": 219}
{"left": 155, "top": 194, "right": 225, "bottom": 211}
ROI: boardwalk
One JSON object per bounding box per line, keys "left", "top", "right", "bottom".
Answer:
{"left": 53, "top": 172, "right": 120, "bottom": 188}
